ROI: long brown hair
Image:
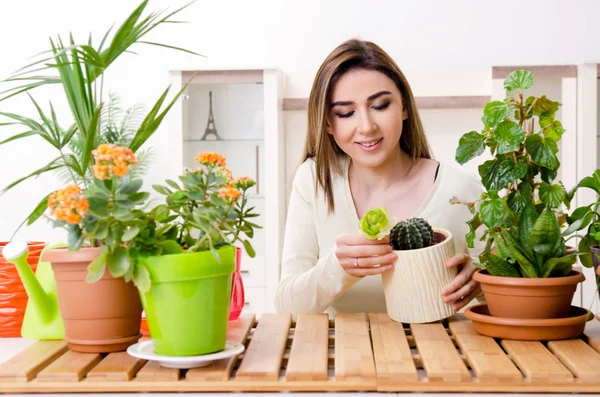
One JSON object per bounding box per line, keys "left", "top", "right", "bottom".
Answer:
{"left": 301, "top": 39, "right": 432, "bottom": 213}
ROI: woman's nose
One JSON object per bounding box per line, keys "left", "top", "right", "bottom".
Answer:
{"left": 357, "top": 110, "right": 376, "bottom": 135}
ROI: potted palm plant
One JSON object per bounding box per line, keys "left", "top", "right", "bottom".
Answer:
{"left": 0, "top": 0, "right": 198, "bottom": 352}
{"left": 453, "top": 69, "right": 585, "bottom": 327}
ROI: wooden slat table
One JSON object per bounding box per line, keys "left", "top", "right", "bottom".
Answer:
{"left": 1, "top": 312, "right": 600, "bottom": 393}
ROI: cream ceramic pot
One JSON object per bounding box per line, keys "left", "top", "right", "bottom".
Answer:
{"left": 382, "top": 228, "right": 457, "bottom": 323}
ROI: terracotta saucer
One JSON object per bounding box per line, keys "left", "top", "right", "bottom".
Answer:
{"left": 465, "top": 304, "right": 593, "bottom": 341}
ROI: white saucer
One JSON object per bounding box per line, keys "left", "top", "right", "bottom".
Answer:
{"left": 126, "top": 340, "right": 245, "bottom": 369}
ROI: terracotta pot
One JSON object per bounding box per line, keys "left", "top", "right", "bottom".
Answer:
{"left": 382, "top": 229, "right": 457, "bottom": 323}
{"left": 42, "top": 247, "right": 142, "bottom": 353}
{"left": 473, "top": 269, "right": 585, "bottom": 319}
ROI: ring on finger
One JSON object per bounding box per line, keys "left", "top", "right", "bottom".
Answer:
{"left": 354, "top": 257, "right": 359, "bottom": 267}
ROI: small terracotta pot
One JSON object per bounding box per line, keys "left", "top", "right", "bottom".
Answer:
{"left": 473, "top": 269, "right": 585, "bottom": 319}
{"left": 42, "top": 247, "right": 142, "bottom": 353}
{"left": 382, "top": 229, "right": 457, "bottom": 323}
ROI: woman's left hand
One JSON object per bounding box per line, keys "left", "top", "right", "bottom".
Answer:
{"left": 441, "top": 253, "right": 481, "bottom": 311}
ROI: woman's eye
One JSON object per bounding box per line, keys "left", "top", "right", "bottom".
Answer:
{"left": 335, "top": 111, "right": 354, "bottom": 118}
{"left": 373, "top": 102, "right": 390, "bottom": 111}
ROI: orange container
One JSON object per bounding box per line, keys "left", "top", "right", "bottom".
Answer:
{"left": 0, "top": 241, "right": 47, "bottom": 337}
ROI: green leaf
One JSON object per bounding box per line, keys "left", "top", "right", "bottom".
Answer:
{"left": 530, "top": 207, "right": 561, "bottom": 256}
{"left": 455, "top": 131, "right": 486, "bottom": 165}
{"left": 482, "top": 253, "right": 521, "bottom": 277}
{"left": 465, "top": 213, "right": 481, "bottom": 248}
{"left": 563, "top": 209, "right": 594, "bottom": 237}
{"left": 578, "top": 235, "right": 595, "bottom": 268}
{"left": 480, "top": 192, "right": 503, "bottom": 229}
{"left": 153, "top": 184, "right": 171, "bottom": 195}
{"left": 81, "top": 105, "right": 102, "bottom": 171}
{"left": 68, "top": 224, "right": 84, "bottom": 251}
{"left": 501, "top": 228, "right": 538, "bottom": 277}
{"left": 159, "top": 240, "right": 185, "bottom": 254}
{"left": 572, "top": 169, "right": 600, "bottom": 195}
{"left": 118, "top": 178, "right": 143, "bottom": 195}
{"left": 539, "top": 182, "right": 565, "bottom": 209}
{"left": 525, "top": 135, "right": 559, "bottom": 170}
{"left": 532, "top": 95, "right": 560, "bottom": 117}
{"left": 86, "top": 246, "right": 108, "bottom": 283}
{"left": 504, "top": 70, "right": 534, "bottom": 91}
{"left": 482, "top": 101, "right": 510, "bottom": 128}
{"left": 507, "top": 182, "right": 533, "bottom": 212}
{"left": 540, "top": 167, "right": 558, "bottom": 184}
{"left": 133, "top": 263, "right": 151, "bottom": 293}
{"left": 243, "top": 240, "right": 256, "bottom": 258}
{"left": 165, "top": 179, "right": 180, "bottom": 190}
{"left": 94, "top": 221, "right": 109, "bottom": 240}
{"left": 499, "top": 156, "right": 528, "bottom": 184}
{"left": 544, "top": 120, "right": 565, "bottom": 141}
{"left": 519, "top": 204, "right": 539, "bottom": 258}
{"left": 26, "top": 193, "right": 50, "bottom": 225}
{"left": 108, "top": 246, "right": 130, "bottom": 277}
{"left": 153, "top": 205, "right": 170, "bottom": 221}
{"left": 494, "top": 121, "right": 525, "bottom": 154}
{"left": 122, "top": 226, "right": 140, "bottom": 242}
{"left": 128, "top": 191, "right": 149, "bottom": 203}
{"left": 541, "top": 254, "right": 576, "bottom": 278}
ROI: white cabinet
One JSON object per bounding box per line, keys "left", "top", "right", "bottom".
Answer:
{"left": 168, "top": 68, "right": 285, "bottom": 318}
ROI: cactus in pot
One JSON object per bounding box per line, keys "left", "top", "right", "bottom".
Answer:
{"left": 359, "top": 212, "right": 456, "bottom": 323}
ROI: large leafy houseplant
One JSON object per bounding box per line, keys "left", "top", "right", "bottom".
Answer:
{"left": 0, "top": 0, "right": 197, "bottom": 236}
{"left": 453, "top": 69, "right": 577, "bottom": 279}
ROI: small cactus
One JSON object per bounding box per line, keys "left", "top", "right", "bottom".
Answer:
{"left": 390, "top": 218, "right": 434, "bottom": 250}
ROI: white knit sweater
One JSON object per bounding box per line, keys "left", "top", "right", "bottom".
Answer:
{"left": 275, "top": 157, "right": 485, "bottom": 317}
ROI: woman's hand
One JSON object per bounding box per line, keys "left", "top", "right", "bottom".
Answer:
{"left": 441, "top": 253, "right": 481, "bottom": 310}
{"left": 335, "top": 233, "right": 398, "bottom": 277}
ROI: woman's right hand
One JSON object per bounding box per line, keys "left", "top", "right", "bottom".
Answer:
{"left": 335, "top": 233, "right": 398, "bottom": 277}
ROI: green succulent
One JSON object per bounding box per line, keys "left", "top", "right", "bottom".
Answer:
{"left": 358, "top": 207, "right": 396, "bottom": 240}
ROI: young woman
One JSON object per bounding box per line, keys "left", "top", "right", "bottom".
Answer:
{"left": 275, "top": 39, "right": 484, "bottom": 317}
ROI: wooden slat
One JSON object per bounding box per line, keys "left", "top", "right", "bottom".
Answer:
{"left": 235, "top": 313, "right": 291, "bottom": 381}
{"left": 186, "top": 314, "right": 255, "bottom": 381}
{"left": 134, "top": 361, "right": 180, "bottom": 382}
{"left": 449, "top": 320, "right": 522, "bottom": 382}
{"left": 411, "top": 323, "right": 470, "bottom": 382}
{"left": 36, "top": 351, "right": 102, "bottom": 382}
{"left": 369, "top": 313, "right": 418, "bottom": 383}
{"left": 285, "top": 313, "right": 328, "bottom": 381}
{"left": 547, "top": 339, "right": 600, "bottom": 382}
{"left": 86, "top": 352, "right": 146, "bottom": 382}
{"left": 501, "top": 340, "right": 574, "bottom": 383}
{"left": 334, "top": 313, "right": 376, "bottom": 382}
{"left": 493, "top": 65, "right": 577, "bottom": 79}
{"left": 0, "top": 341, "right": 67, "bottom": 382}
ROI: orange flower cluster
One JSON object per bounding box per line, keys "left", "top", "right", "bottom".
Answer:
{"left": 234, "top": 176, "right": 256, "bottom": 190}
{"left": 215, "top": 166, "right": 234, "bottom": 184}
{"left": 48, "top": 184, "right": 89, "bottom": 224}
{"left": 218, "top": 186, "right": 241, "bottom": 203}
{"left": 196, "top": 152, "right": 226, "bottom": 167}
{"left": 92, "top": 144, "right": 139, "bottom": 180}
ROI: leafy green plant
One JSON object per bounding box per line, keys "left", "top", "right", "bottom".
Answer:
{"left": 452, "top": 69, "right": 576, "bottom": 278}
{"left": 564, "top": 169, "right": 600, "bottom": 268}
{"left": 0, "top": 0, "right": 198, "bottom": 236}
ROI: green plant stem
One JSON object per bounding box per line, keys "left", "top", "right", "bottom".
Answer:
{"left": 524, "top": 97, "right": 538, "bottom": 119}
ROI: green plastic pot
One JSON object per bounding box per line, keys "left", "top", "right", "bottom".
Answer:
{"left": 140, "top": 246, "right": 235, "bottom": 356}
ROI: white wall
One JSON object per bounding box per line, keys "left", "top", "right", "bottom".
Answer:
{"left": 1, "top": 0, "right": 599, "bottom": 241}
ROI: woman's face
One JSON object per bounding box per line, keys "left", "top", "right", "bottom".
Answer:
{"left": 327, "top": 68, "right": 408, "bottom": 169}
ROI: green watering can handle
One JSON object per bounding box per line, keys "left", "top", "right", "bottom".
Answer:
{"left": 2, "top": 241, "right": 65, "bottom": 324}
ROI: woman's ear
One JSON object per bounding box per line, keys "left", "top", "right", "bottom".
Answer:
{"left": 326, "top": 118, "right": 333, "bottom": 135}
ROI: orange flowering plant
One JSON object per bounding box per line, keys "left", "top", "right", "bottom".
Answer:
{"left": 47, "top": 149, "right": 259, "bottom": 292}
{"left": 147, "top": 152, "right": 260, "bottom": 259}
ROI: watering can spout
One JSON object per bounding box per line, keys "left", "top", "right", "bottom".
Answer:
{"left": 2, "top": 241, "right": 58, "bottom": 326}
